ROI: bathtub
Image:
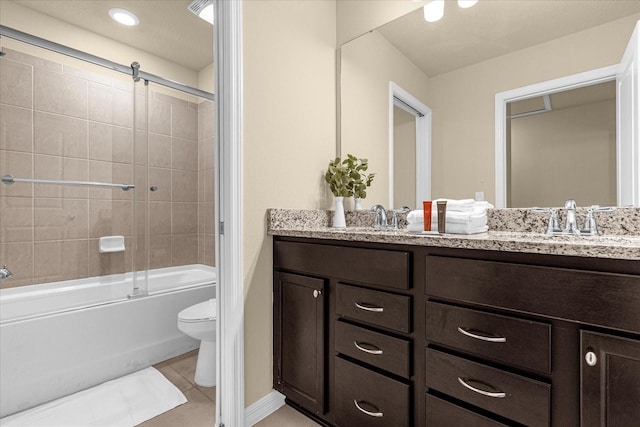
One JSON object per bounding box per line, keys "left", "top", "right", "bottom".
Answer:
{"left": 0, "top": 264, "right": 216, "bottom": 418}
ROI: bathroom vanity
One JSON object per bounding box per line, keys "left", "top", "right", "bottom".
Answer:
{"left": 270, "top": 209, "right": 640, "bottom": 427}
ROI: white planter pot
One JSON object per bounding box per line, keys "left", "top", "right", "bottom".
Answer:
{"left": 332, "top": 196, "right": 346, "bottom": 228}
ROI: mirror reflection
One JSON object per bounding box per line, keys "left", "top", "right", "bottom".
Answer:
{"left": 507, "top": 81, "right": 616, "bottom": 208}
{"left": 340, "top": 1, "right": 640, "bottom": 208}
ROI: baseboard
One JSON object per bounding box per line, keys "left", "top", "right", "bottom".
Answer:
{"left": 245, "top": 390, "right": 285, "bottom": 426}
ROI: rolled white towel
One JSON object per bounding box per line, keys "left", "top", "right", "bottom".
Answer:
{"left": 433, "top": 198, "right": 476, "bottom": 212}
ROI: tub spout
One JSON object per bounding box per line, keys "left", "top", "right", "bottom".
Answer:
{"left": 0, "top": 264, "right": 12, "bottom": 280}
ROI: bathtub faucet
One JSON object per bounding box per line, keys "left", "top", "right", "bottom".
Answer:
{"left": 0, "top": 264, "right": 12, "bottom": 280}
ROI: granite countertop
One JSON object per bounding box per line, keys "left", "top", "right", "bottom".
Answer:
{"left": 267, "top": 208, "right": 640, "bottom": 261}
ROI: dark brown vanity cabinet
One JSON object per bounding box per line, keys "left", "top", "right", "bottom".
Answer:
{"left": 273, "top": 237, "right": 639, "bottom": 426}
{"left": 581, "top": 331, "right": 640, "bottom": 427}
{"left": 424, "top": 251, "right": 640, "bottom": 427}
{"left": 273, "top": 271, "right": 326, "bottom": 415}
{"left": 273, "top": 238, "right": 416, "bottom": 426}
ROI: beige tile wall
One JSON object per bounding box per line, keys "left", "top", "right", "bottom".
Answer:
{"left": 0, "top": 47, "right": 215, "bottom": 290}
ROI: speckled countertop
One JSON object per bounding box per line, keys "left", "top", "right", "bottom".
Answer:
{"left": 267, "top": 208, "right": 640, "bottom": 260}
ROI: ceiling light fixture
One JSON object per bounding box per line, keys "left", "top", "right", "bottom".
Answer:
{"left": 457, "top": 0, "right": 479, "bottom": 8}
{"left": 188, "top": 0, "right": 214, "bottom": 25}
{"left": 423, "top": 0, "right": 444, "bottom": 22}
{"left": 108, "top": 8, "right": 139, "bottom": 26}
{"left": 424, "top": 0, "right": 478, "bottom": 23}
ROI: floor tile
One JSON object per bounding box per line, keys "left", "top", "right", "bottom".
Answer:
{"left": 254, "top": 404, "right": 321, "bottom": 427}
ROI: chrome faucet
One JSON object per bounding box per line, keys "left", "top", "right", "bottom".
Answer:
{"left": 532, "top": 200, "right": 615, "bottom": 236}
{"left": 0, "top": 265, "right": 12, "bottom": 280}
{"left": 369, "top": 205, "right": 410, "bottom": 229}
{"left": 369, "top": 205, "right": 388, "bottom": 229}
{"left": 563, "top": 199, "right": 580, "bottom": 235}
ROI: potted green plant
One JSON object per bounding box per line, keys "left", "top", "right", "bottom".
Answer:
{"left": 344, "top": 154, "right": 375, "bottom": 210}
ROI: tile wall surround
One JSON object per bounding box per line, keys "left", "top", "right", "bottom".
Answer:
{"left": 0, "top": 48, "right": 215, "bottom": 289}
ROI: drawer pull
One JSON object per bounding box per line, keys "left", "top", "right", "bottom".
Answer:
{"left": 457, "top": 377, "right": 506, "bottom": 398}
{"left": 457, "top": 327, "right": 507, "bottom": 343}
{"left": 355, "top": 302, "right": 384, "bottom": 313}
{"left": 353, "top": 400, "right": 383, "bottom": 417}
{"left": 353, "top": 341, "right": 383, "bottom": 355}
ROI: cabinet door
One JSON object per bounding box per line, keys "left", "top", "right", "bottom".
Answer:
{"left": 581, "top": 331, "right": 640, "bottom": 427}
{"left": 274, "top": 271, "right": 326, "bottom": 415}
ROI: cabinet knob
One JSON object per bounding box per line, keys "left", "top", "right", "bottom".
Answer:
{"left": 585, "top": 350, "right": 598, "bottom": 366}
{"left": 313, "top": 289, "right": 322, "bottom": 298}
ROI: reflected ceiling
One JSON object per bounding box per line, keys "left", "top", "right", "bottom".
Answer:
{"left": 377, "top": 0, "right": 640, "bottom": 77}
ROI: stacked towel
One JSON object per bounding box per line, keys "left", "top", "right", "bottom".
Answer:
{"left": 407, "top": 199, "right": 493, "bottom": 234}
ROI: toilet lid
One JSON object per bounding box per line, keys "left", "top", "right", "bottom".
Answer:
{"left": 179, "top": 299, "right": 216, "bottom": 322}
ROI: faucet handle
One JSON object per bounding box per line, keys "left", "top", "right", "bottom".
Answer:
{"left": 581, "top": 205, "right": 615, "bottom": 236}
{"left": 531, "top": 207, "right": 560, "bottom": 234}
{"left": 388, "top": 206, "right": 411, "bottom": 229}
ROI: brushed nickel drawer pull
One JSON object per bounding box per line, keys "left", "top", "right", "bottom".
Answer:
{"left": 353, "top": 400, "right": 383, "bottom": 417}
{"left": 457, "top": 377, "right": 506, "bottom": 398}
{"left": 353, "top": 341, "right": 383, "bottom": 355}
{"left": 457, "top": 327, "right": 507, "bottom": 343}
{"left": 355, "top": 302, "right": 384, "bottom": 313}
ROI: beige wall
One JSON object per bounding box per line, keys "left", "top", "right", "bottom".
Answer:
{"left": 0, "top": 1, "right": 202, "bottom": 89}
{"left": 242, "top": 0, "right": 337, "bottom": 406}
{"left": 428, "top": 14, "right": 640, "bottom": 204}
{"left": 336, "top": 0, "right": 422, "bottom": 45}
{"left": 509, "top": 99, "right": 616, "bottom": 208}
{"left": 341, "top": 30, "right": 429, "bottom": 208}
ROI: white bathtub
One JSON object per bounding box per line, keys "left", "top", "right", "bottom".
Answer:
{"left": 0, "top": 264, "right": 216, "bottom": 418}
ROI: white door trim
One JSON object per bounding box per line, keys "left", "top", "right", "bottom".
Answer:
{"left": 214, "top": 1, "right": 244, "bottom": 426}
{"left": 389, "top": 81, "right": 432, "bottom": 209}
{"left": 494, "top": 65, "right": 618, "bottom": 208}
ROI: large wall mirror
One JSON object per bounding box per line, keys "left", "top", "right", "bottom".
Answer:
{"left": 339, "top": 0, "right": 640, "bottom": 209}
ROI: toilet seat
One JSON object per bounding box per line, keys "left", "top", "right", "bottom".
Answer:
{"left": 178, "top": 299, "right": 216, "bottom": 323}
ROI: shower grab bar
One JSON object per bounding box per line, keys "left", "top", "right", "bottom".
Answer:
{"left": 1, "top": 175, "right": 135, "bottom": 191}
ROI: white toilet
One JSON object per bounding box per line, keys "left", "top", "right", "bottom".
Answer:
{"left": 177, "top": 298, "right": 216, "bottom": 387}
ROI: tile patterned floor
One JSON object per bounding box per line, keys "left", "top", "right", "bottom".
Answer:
{"left": 146, "top": 350, "right": 319, "bottom": 426}
{"left": 253, "top": 405, "right": 322, "bottom": 427}
{"left": 140, "top": 350, "right": 216, "bottom": 427}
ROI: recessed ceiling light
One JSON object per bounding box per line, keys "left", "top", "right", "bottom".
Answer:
{"left": 109, "top": 8, "right": 140, "bottom": 26}
{"left": 458, "top": 0, "right": 479, "bottom": 9}
{"left": 188, "top": 0, "right": 214, "bottom": 25}
{"left": 424, "top": 0, "right": 444, "bottom": 22}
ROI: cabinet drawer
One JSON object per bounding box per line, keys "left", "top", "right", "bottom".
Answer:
{"left": 336, "top": 284, "right": 411, "bottom": 333}
{"left": 335, "top": 357, "right": 409, "bottom": 427}
{"left": 425, "top": 394, "right": 508, "bottom": 427}
{"left": 335, "top": 320, "right": 411, "bottom": 378}
{"left": 425, "top": 255, "right": 640, "bottom": 333}
{"left": 274, "top": 241, "right": 410, "bottom": 289}
{"left": 426, "top": 349, "right": 550, "bottom": 427}
{"left": 425, "top": 301, "right": 551, "bottom": 373}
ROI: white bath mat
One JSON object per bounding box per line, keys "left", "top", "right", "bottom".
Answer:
{"left": 0, "top": 367, "right": 187, "bottom": 427}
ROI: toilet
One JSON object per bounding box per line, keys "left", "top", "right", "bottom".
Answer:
{"left": 177, "top": 298, "right": 216, "bottom": 387}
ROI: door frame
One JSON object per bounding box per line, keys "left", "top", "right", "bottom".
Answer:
{"left": 215, "top": 1, "right": 244, "bottom": 426}
{"left": 389, "top": 81, "right": 432, "bottom": 209}
{"left": 494, "top": 65, "right": 618, "bottom": 208}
